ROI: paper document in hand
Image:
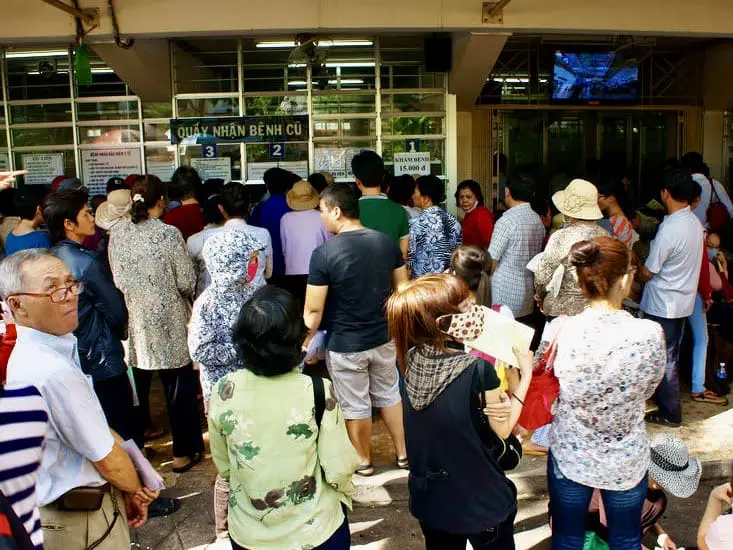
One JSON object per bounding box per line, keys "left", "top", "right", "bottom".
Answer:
{"left": 122, "top": 439, "right": 165, "bottom": 490}
{"left": 464, "top": 306, "right": 535, "bottom": 368}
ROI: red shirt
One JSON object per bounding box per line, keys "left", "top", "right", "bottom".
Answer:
{"left": 461, "top": 206, "right": 495, "bottom": 249}
{"left": 162, "top": 203, "right": 204, "bottom": 241}
{"left": 0, "top": 324, "right": 17, "bottom": 384}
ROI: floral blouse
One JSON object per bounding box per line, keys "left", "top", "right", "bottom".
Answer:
{"left": 208, "top": 369, "right": 359, "bottom": 550}
{"left": 408, "top": 206, "right": 462, "bottom": 277}
{"left": 548, "top": 308, "right": 665, "bottom": 490}
{"left": 108, "top": 218, "right": 195, "bottom": 370}
{"left": 535, "top": 221, "right": 609, "bottom": 317}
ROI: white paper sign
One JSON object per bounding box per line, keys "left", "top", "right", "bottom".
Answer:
{"left": 247, "top": 161, "right": 308, "bottom": 182}
{"left": 314, "top": 147, "right": 366, "bottom": 179}
{"left": 21, "top": 153, "right": 64, "bottom": 185}
{"left": 0, "top": 152, "right": 9, "bottom": 171}
{"left": 393, "top": 152, "right": 431, "bottom": 176}
{"left": 191, "top": 158, "right": 232, "bottom": 182}
{"left": 147, "top": 160, "right": 176, "bottom": 182}
{"left": 82, "top": 149, "right": 143, "bottom": 196}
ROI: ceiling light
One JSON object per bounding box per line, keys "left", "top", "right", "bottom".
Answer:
{"left": 289, "top": 62, "right": 375, "bottom": 69}
{"left": 6, "top": 50, "right": 68, "bottom": 59}
{"left": 257, "top": 40, "right": 373, "bottom": 49}
{"left": 288, "top": 78, "right": 365, "bottom": 86}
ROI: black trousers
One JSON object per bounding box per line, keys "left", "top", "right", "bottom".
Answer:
{"left": 133, "top": 364, "right": 205, "bottom": 457}
{"left": 94, "top": 371, "right": 136, "bottom": 442}
{"left": 420, "top": 510, "right": 516, "bottom": 550}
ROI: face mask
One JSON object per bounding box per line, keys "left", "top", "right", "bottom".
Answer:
{"left": 708, "top": 247, "right": 719, "bottom": 261}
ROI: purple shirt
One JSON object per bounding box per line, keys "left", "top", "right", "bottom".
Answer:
{"left": 280, "top": 209, "right": 331, "bottom": 275}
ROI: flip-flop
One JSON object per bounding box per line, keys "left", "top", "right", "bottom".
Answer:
{"left": 172, "top": 452, "right": 204, "bottom": 473}
{"left": 691, "top": 391, "right": 729, "bottom": 406}
{"left": 354, "top": 464, "right": 374, "bottom": 477}
{"left": 147, "top": 497, "right": 181, "bottom": 518}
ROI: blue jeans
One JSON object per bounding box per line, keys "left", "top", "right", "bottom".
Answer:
{"left": 643, "top": 313, "right": 685, "bottom": 423}
{"left": 548, "top": 454, "right": 647, "bottom": 550}
{"left": 688, "top": 294, "right": 709, "bottom": 394}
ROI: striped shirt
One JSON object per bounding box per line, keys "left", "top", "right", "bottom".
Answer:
{"left": 0, "top": 384, "right": 48, "bottom": 549}
{"left": 610, "top": 214, "right": 633, "bottom": 249}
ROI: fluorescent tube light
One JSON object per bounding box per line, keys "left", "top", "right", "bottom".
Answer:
{"left": 6, "top": 50, "right": 68, "bottom": 59}
{"left": 257, "top": 40, "right": 373, "bottom": 49}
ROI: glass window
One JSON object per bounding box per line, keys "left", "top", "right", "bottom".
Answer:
{"left": 15, "top": 150, "right": 76, "bottom": 182}
{"left": 245, "top": 142, "right": 308, "bottom": 163}
{"left": 143, "top": 122, "right": 171, "bottom": 142}
{"left": 145, "top": 147, "right": 176, "bottom": 182}
{"left": 312, "top": 93, "right": 376, "bottom": 115}
{"left": 173, "top": 39, "right": 238, "bottom": 94}
{"left": 11, "top": 127, "right": 74, "bottom": 147}
{"left": 381, "top": 92, "right": 444, "bottom": 114}
{"left": 143, "top": 102, "right": 173, "bottom": 119}
{"left": 76, "top": 100, "right": 139, "bottom": 121}
{"left": 313, "top": 118, "right": 376, "bottom": 138}
{"left": 10, "top": 102, "right": 72, "bottom": 123}
{"left": 5, "top": 47, "right": 72, "bottom": 100}
{"left": 78, "top": 124, "right": 141, "bottom": 145}
{"left": 74, "top": 50, "right": 131, "bottom": 97}
{"left": 176, "top": 97, "right": 239, "bottom": 118}
{"left": 382, "top": 116, "right": 443, "bottom": 136}
{"left": 244, "top": 95, "right": 307, "bottom": 116}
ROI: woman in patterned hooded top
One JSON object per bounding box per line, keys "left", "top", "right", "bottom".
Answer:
{"left": 208, "top": 285, "right": 359, "bottom": 550}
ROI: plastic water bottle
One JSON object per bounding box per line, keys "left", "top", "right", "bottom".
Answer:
{"left": 717, "top": 362, "right": 728, "bottom": 383}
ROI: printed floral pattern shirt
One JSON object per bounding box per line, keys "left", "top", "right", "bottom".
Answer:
{"left": 208, "top": 369, "right": 359, "bottom": 550}
{"left": 549, "top": 309, "right": 665, "bottom": 490}
{"left": 408, "top": 206, "right": 462, "bottom": 277}
{"left": 108, "top": 218, "right": 195, "bottom": 370}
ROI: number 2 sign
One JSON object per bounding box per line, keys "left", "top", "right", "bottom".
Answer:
{"left": 269, "top": 143, "right": 285, "bottom": 160}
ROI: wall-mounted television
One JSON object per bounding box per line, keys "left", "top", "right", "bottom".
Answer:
{"left": 552, "top": 51, "right": 639, "bottom": 103}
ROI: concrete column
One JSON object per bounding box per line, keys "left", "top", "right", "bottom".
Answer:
{"left": 703, "top": 110, "right": 725, "bottom": 180}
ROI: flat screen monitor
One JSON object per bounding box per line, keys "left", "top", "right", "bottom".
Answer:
{"left": 552, "top": 51, "right": 639, "bottom": 103}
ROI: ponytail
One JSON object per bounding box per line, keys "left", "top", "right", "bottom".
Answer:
{"left": 130, "top": 175, "right": 165, "bottom": 224}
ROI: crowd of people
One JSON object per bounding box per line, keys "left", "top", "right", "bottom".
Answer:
{"left": 0, "top": 147, "right": 732, "bottom": 550}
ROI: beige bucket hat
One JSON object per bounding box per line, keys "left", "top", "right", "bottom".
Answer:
{"left": 552, "top": 179, "right": 603, "bottom": 221}
{"left": 95, "top": 189, "right": 132, "bottom": 230}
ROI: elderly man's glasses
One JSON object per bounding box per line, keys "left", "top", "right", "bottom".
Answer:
{"left": 10, "top": 281, "right": 85, "bottom": 304}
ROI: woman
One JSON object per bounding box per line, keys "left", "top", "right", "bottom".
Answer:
{"left": 535, "top": 179, "right": 609, "bottom": 317}
{"left": 597, "top": 178, "right": 635, "bottom": 249}
{"left": 548, "top": 236, "right": 666, "bottom": 549}
{"left": 188, "top": 229, "right": 263, "bottom": 541}
{"left": 409, "top": 175, "right": 462, "bottom": 277}
{"left": 456, "top": 180, "right": 494, "bottom": 249}
{"left": 108, "top": 174, "right": 204, "bottom": 472}
{"left": 208, "top": 286, "right": 358, "bottom": 550}
{"left": 388, "top": 174, "right": 421, "bottom": 219}
{"left": 387, "top": 274, "right": 532, "bottom": 550}
{"left": 187, "top": 193, "right": 227, "bottom": 298}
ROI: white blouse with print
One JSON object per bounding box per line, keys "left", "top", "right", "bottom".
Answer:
{"left": 548, "top": 308, "right": 666, "bottom": 490}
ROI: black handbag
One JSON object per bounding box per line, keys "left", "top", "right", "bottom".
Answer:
{"left": 475, "top": 361, "right": 523, "bottom": 471}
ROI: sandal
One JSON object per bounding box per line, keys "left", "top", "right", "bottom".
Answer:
{"left": 645, "top": 412, "right": 681, "bottom": 428}
{"left": 147, "top": 497, "right": 181, "bottom": 518}
{"left": 172, "top": 452, "right": 204, "bottom": 473}
{"left": 354, "top": 464, "right": 375, "bottom": 477}
{"left": 144, "top": 428, "right": 165, "bottom": 442}
{"left": 691, "top": 390, "right": 729, "bottom": 406}
{"left": 522, "top": 441, "right": 549, "bottom": 456}
{"left": 396, "top": 456, "right": 409, "bottom": 470}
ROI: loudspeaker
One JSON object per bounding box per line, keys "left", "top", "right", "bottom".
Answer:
{"left": 424, "top": 34, "right": 452, "bottom": 73}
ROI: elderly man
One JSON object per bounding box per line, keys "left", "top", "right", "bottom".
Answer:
{"left": 0, "top": 250, "right": 157, "bottom": 549}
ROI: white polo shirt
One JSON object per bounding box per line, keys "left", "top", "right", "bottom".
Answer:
{"left": 641, "top": 206, "right": 703, "bottom": 319}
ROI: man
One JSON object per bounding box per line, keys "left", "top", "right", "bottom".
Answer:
{"left": 43, "top": 190, "right": 135, "bottom": 441}
{"left": 0, "top": 250, "right": 157, "bottom": 549}
{"left": 163, "top": 166, "right": 204, "bottom": 240}
{"left": 489, "top": 174, "right": 546, "bottom": 323}
{"left": 249, "top": 167, "right": 299, "bottom": 286}
{"left": 4, "top": 186, "right": 50, "bottom": 256}
{"left": 682, "top": 152, "right": 712, "bottom": 227}
{"left": 304, "top": 183, "right": 408, "bottom": 475}
{"left": 220, "top": 182, "right": 273, "bottom": 289}
{"left": 638, "top": 168, "right": 703, "bottom": 427}
{"left": 352, "top": 151, "right": 410, "bottom": 261}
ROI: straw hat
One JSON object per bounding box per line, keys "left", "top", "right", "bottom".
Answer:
{"left": 649, "top": 434, "right": 701, "bottom": 498}
{"left": 95, "top": 189, "right": 132, "bottom": 230}
{"left": 552, "top": 179, "right": 603, "bottom": 221}
{"left": 286, "top": 180, "right": 319, "bottom": 211}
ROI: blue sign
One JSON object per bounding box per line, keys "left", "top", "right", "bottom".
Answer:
{"left": 405, "top": 139, "right": 421, "bottom": 153}
{"left": 202, "top": 143, "right": 217, "bottom": 159}
{"left": 269, "top": 143, "right": 285, "bottom": 160}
